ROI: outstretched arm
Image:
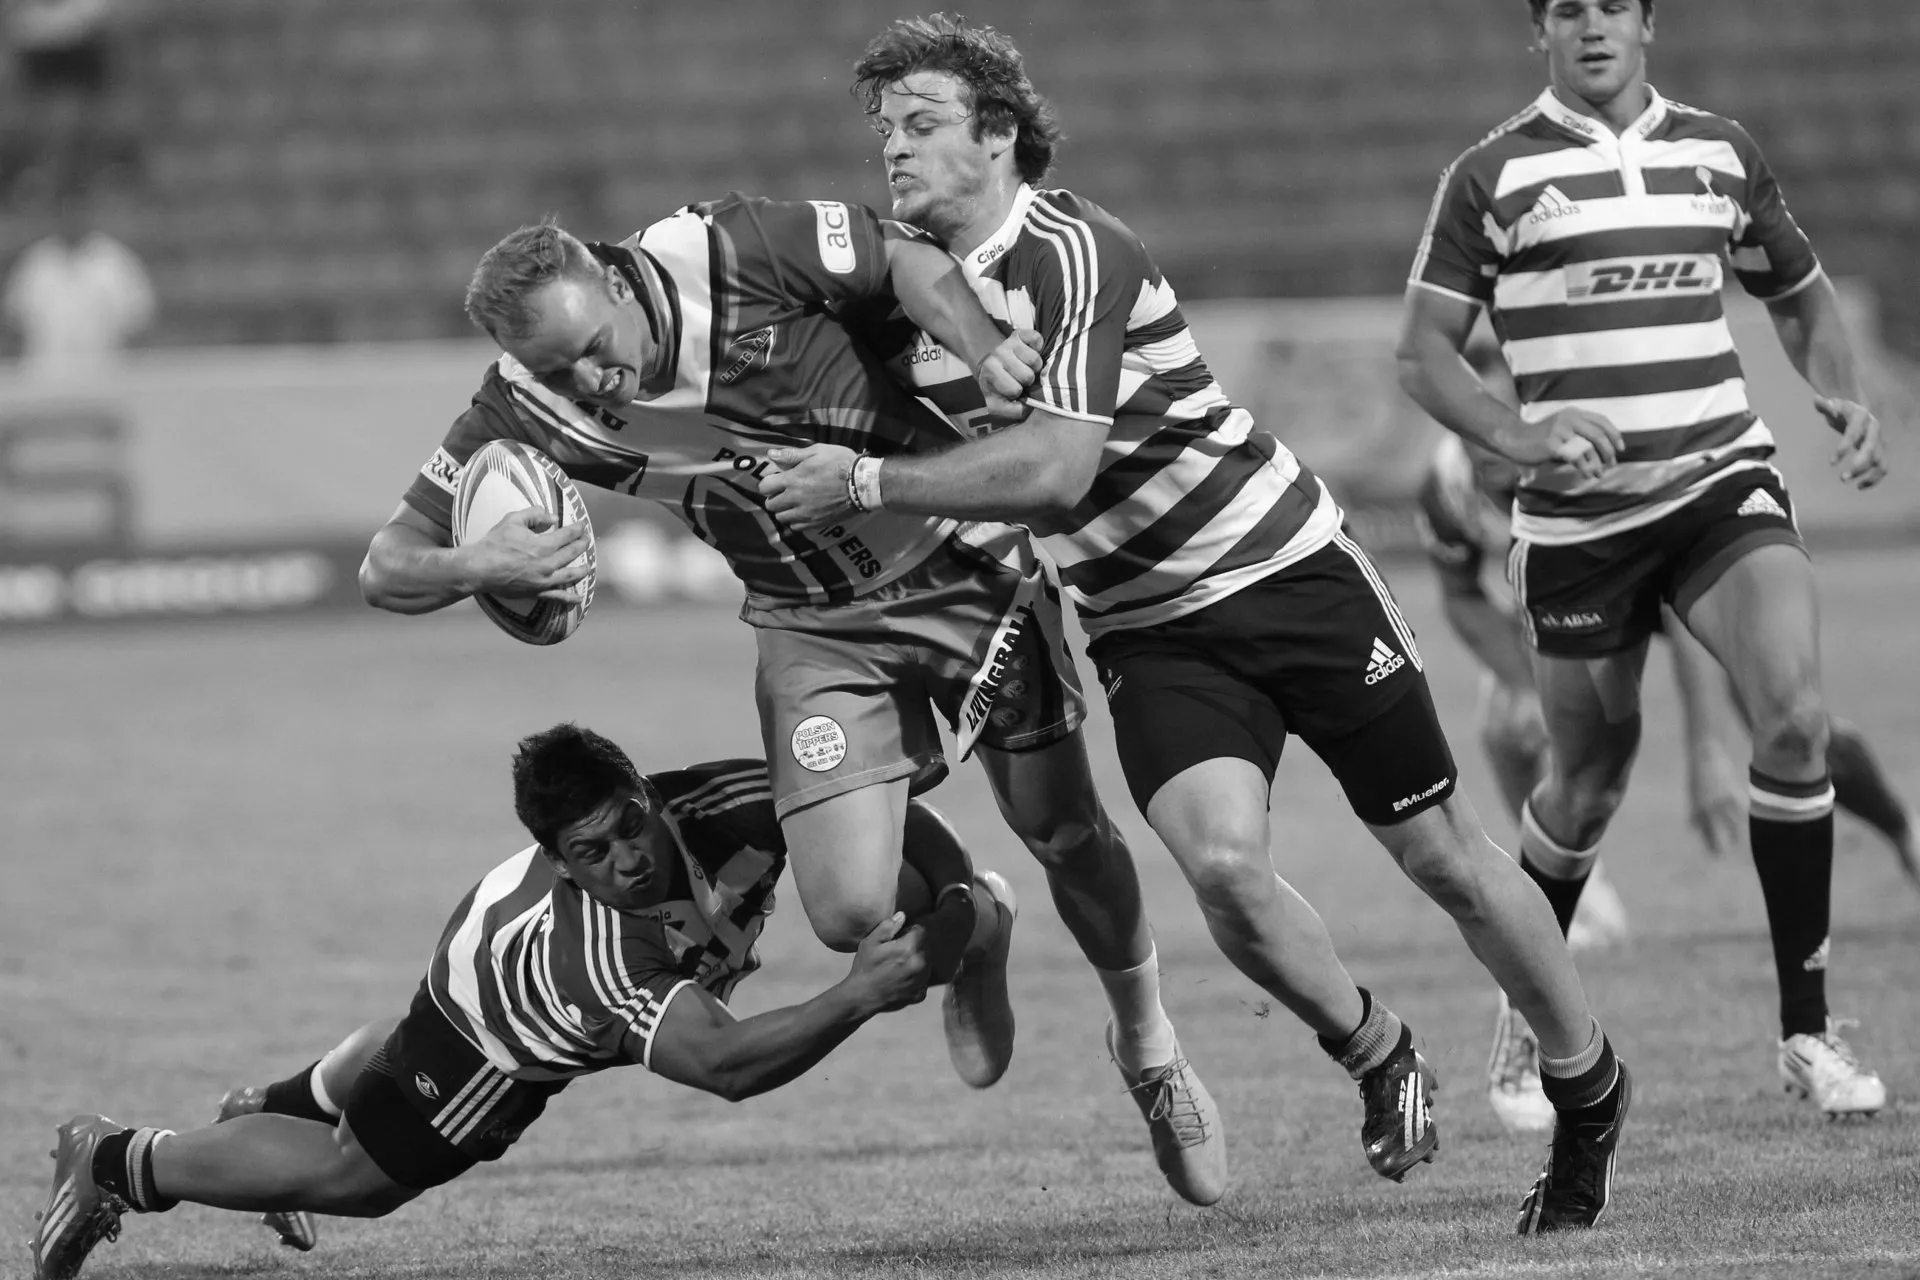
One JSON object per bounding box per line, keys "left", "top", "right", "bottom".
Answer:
{"left": 636, "top": 913, "right": 929, "bottom": 1102}
{"left": 1765, "top": 274, "right": 1886, "bottom": 489}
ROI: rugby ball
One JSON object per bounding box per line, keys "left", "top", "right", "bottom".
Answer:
{"left": 451, "top": 439, "right": 596, "bottom": 646}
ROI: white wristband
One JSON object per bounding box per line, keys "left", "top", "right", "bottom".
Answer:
{"left": 852, "top": 455, "right": 886, "bottom": 513}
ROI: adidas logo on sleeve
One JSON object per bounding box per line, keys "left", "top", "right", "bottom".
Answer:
{"left": 1365, "top": 637, "right": 1406, "bottom": 686}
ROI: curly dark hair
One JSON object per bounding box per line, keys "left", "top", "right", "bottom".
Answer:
{"left": 852, "top": 14, "right": 1062, "bottom": 184}
{"left": 1529, "top": 0, "right": 1653, "bottom": 19}
{"left": 511, "top": 722, "right": 643, "bottom": 851}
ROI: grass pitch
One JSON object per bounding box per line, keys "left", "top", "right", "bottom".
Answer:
{"left": 3, "top": 548, "right": 1917, "bottom": 1279}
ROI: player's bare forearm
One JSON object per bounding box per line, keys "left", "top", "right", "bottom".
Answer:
{"left": 885, "top": 237, "right": 1005, "bottom": 371}
{"left": 359, "top": 515, "right": 477, "bottom": 614}
{"left": 880, "top": 409, "right": 1105, "bottom": 521}
{"left": 656, "top": 987, "right": 873, "bottom": 1103}
{"left": 1441, "top": 592, "right": 1535, "bottom": 690}
{"left": 1766, "top": 273, "right": 1866, "bottom": 403}
{"left": 1396, "top": 290, "right": 1522, "bottom": 456}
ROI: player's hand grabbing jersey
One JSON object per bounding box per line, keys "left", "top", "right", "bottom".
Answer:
{"left": 402, "top": 195, "right": 976, "bottom": 608}
{"left": 425, "top": 760, "right": 782, "bottom": 1082}
{"left": 1411, "top": 89, "right": 1820, "bottom": 545}
{"left": 886, "top": 185, "right": 1341, "bottom": 636}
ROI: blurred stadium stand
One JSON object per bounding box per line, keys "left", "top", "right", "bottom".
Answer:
{"left": 4, "top": 0, "right": 1915, "bottom": 353}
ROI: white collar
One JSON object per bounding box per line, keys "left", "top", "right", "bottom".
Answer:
{"left": 959, "top": 183, "right": 1037, "bottom": 277}
{"left": 1534, "top": 83, "right": 1667, "bottom": 144}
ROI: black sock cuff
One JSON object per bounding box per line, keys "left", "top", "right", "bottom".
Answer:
{"left": 263, "top": 1064, "right": 333, "bottom": 1124}
{"left": 92, "top": 1126, "right": 177, "bottom": 1213}
{"left": 1539, "top": 1033, "right": 1619, "bottom": 1113}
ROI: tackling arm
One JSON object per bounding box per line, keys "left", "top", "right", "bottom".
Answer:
{"left": 872, "top": 406, "right": 1107, "bottom": 522}
{"left": 634, "top": 914, "right": 929, "bottom": 1103}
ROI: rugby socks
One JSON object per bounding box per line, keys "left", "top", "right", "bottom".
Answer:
{"left": 1519, "top": 800, "right": 1597, "bottom": 935}
{"left": 91, "top": 1126, "right": 178, "bottom": 1213}
{"left": 261, "top": 1062, "right": 338, "bottom": 1125}
{"left": 1749, "top": 768, "right": 1836, "bottom": 1038}
{"left": 1827, "top": 720, "right": 1912, "bottom": 849}
{"left": 1538, "top": 1018, "right": 1622, "bottom": 1121}
{"left": 1097, "top": 947, "right": 1178, "bottom": 1075}
{"left": 1317, "top": 987, "right": 1405, "bottom": 1080}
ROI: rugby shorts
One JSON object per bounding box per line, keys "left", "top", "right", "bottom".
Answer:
{"left": 347, "top": 984, "right": 568, "bottom": 1190}
{"left": 1509, "top": 466, "right": 1805, "bottom": 658}
{"left": 1086, "top": 530, "right": 1458, "bottom": 826}
{"left": 744, "top": 524, "right": 1085, "bottom": 819}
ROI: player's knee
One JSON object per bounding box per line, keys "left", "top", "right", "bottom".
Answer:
{"left": 807, "top": 901, "right": 890, "bottom": 952}
{"left": 1012, "top": 810, "right": 1113, "bottom": 872}
{"left": 1539, "top": 774, "right": 1629, "bottom": 842}
{"left": 1174, "top": 832, "right": 1277, "bottom": 914}
{"left": 1751, "top": 692, "right": 1829, "bottom": 770}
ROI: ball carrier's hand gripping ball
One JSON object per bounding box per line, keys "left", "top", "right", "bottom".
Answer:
{"left": 451, "top": 439, "right": 597, "bottom": 645}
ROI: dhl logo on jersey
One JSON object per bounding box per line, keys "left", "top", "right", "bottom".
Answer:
{"left": 1564, "top": 255, "right": 1721, "bottom": 304}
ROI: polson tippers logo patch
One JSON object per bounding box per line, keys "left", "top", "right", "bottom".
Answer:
{"left": 717, "top": 325, "right": 776, "bottom": 386}
{"left": 790, "top": 715, "right": 847, "bottom": 773}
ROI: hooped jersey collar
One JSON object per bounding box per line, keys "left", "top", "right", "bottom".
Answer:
{"left": 587, "top": 240, "right": 683, "bottom": 400}
{"left": 1535, "top": 83, "right": 1670, "bottom": 147}
{"left": 959, "top": 182, "right": 1040, "bottom": 279}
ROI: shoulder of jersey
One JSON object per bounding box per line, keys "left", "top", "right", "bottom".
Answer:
{"left": 451, "top": 438, "right": 597, "bottom": 646}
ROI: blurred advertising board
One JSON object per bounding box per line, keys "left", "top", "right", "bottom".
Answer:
{"left": 2, "top": 290, "right": 1912, "bottom": 626}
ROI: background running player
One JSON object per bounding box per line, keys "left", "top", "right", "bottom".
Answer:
{"left": 1418, "top": 338, "right": 1917, "bottom": 1133}
{"left": 360, "top": 204, "right": 1223, "bottom": 1202}
{"left": 762, "top": 15, "right": 1630, "bottom": 1233}
{"left": 1398, "top": 0, "right": 1889, "bottom": 1119}
{"left": 29, "top": 725, "right": 941, "bottom": 1279}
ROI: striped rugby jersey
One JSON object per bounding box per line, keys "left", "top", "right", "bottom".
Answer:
{"left": 425, "top": 759, "right": 783, "bottom": 1082}
{"left": 402, "top": 194, "right": 975, "bottom": 609}
{"left": 1412, "top": 87, "right": 1820, "bottom": 545}
{"left": 886, "top": 184, "right": 1341, "bottom": 636}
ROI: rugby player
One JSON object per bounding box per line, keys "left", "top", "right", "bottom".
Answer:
{"left": 1419, "top": 340, "right": 1916, "bottom": 1133}
{"left": 359, "top": 201, "right": 1224, "bottom": 1203}
{"left": 761, "top": 15, "right": 1630, "bottom": 1232}
{"left": 30, "top": 724, "right": 943, "bottom": 1278}
{"left": 1397, "top": 0, "right": 1889, "bottom": 1118}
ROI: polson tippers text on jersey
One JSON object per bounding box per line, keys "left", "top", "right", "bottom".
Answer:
{"left": 890, "top": 185, "right": 1341, "bottom": 637}
{"left": 425, "top": 760, "right": 781, "bottom": 1082}
{"left": 1412, "top": 88, "right": 1820, "bottom": 546}
{"left": 402, "top": 195, "right": 972, "bottom": 609}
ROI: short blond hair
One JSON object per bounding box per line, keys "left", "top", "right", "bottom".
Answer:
{"left": 464, "top": 220, "right": 601, "bottom": 343}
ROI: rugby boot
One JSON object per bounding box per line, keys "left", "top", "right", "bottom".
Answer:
{"left": 1780, "top": 1021, "right": 1887, "bottom": 1118}
{"left": 213, "top": 1086, "right": 319, "bottom": 1250}
{"left": 942, "top": 870, "right": 1016, "bottom": 1088}
{"left": 1356, "top": 1025, "right": 1439, "bottom": 1181}
{"left": 1106, "top": 1022, "right": 1228, "bottom": 1205}
{"left": 1486, "top": 994, "right": 1555, "bottom": 1135}
{"left": 29, "top": 1115, "right": 128, "bottom": 1280}
{"left": 1516, "top": 1062, "right": 1632, "bottom": 1233}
